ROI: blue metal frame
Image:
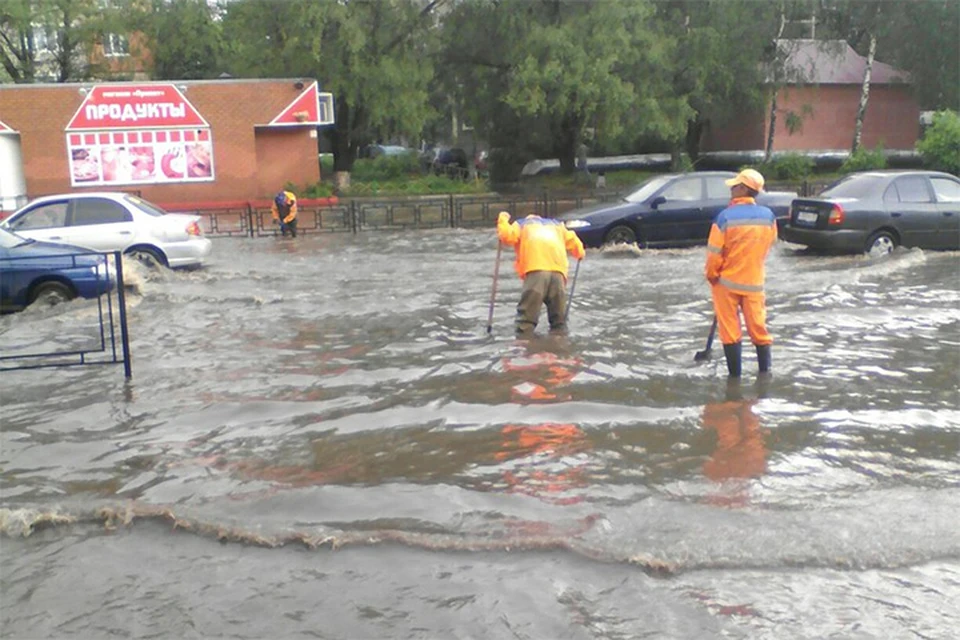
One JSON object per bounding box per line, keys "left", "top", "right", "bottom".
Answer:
{"left": 0, "top": 250, "right": 132, "bottom": 378}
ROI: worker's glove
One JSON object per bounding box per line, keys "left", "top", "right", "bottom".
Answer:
{"left": 498, "top": 211, "right": 511, "bottom": 224}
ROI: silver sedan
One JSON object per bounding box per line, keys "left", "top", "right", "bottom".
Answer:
{"left": 0, "top": 192, "right": 212, "bottom": 268}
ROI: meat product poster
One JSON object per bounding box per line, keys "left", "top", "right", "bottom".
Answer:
{"left": 65, "top": 84, "right": 214, "bottom": 187}
{"left": 67, "top": 129, "right": 214, "bottom": 187}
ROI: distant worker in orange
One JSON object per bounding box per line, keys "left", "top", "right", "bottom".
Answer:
{"left": 272, "top": 190, "right": 298, "bottom": 238}
{"left": 497, "top": 211, "right": 586, "bottom": 337}
{"left": 705, "top": 169, "right": 777, "bottom": 378}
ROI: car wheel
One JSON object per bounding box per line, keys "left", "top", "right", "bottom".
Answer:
{"left": 29, "top": 281, "right": 75, "bottom": 307}
{"left": 865, "top": 230, "right": 897, "bottom": 257}
{"left": 604, "top": 225, "right": 637, "bottom": 246}
{"left": 125, "top": 247, "right": 165, "bottom": 269}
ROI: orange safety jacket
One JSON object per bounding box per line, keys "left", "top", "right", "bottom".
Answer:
{"left": 271, "top": 191, "right": 298, "bottom": 224}
{"left": 705, "top": 197, "right": 777, "bottom": 293}
{"left": 497, "top": 215, "right": 586, "bottom": 280}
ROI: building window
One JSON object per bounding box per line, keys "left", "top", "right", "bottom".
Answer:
{"left": 103, "top": 33, "right": 129, "bottom": 57}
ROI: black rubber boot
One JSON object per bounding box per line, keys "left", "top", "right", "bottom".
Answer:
{"left": 723, "top": 342, "right": 742, "bottom": 378}
{"left": 756, "top": 344, "right": 772, "bottom": 374}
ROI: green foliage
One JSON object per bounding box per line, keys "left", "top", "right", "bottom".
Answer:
{"left": 133, "top": 0, "right": 222, "bottom": 80}
{"left": 755, "top": 154, "right": 815, "bottom": 180}
{"left": 672, "top": 153, "right": 694, "bottom": 173}
{"left": 916, "top": 110, "right": 960, "bottom": 175}
{"left": 298, "top": 182, "right": 336, "bottom": 199}
{"left": 840, "top": 144, "right": 887, "bottom": 173}
{"left": 350, "top": 153, "right": 421, "bottom": 182}
{"left": 343, "top": 175, "right": 487, "bottom": 197}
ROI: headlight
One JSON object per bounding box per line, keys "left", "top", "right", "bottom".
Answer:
{"left": 564, "top": 220, "right": 591, "bottom": 229}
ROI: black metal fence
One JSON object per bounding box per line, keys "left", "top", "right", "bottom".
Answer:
{"left": 0, "top": 250, "right": 132, "bottom": 378}
{"left": 175, "top": 180, "right": 832, "bottom": 239}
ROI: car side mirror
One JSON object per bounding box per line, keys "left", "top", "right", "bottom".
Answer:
{"left": 650, "top": 195, "right": 666, "bottom": 209}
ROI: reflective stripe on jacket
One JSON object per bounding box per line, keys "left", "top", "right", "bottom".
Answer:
{"left": 497, "top": 215, "right": 585, "bottom": 279}
{"left": 271, "top": 191, "right": 298, "bottom": 224}
{"left": 705, "top": 198, "right": 777, "bottom": 293}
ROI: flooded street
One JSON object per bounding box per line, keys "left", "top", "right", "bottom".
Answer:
{"left": 2, "top": 229, "right": 959, "bottom": 639}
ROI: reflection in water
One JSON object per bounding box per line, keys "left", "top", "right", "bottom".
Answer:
{"left": 2, "top": 236, "right": 959, "bottom": 639}
{"left": 700, "top": 378, "right": 770, "bottom": 507}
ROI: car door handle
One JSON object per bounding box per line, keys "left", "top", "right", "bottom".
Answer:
{"left": 118, "top": 230, "right": 133, "bottom": 235}
{"left": 891, "top": 212, "right": 902, "bottom": 218}
{"left": 943, "top": 212, "right": 955, "bottom": 217}
{"left": 49, "top": 236, "right": 62, "bottom": 240}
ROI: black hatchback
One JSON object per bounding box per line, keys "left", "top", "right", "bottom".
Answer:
{"left": 782, "top": 170, "right": 960, "bottom": 256}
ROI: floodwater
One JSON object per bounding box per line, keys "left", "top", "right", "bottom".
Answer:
{"left": 1, "top": 229, "right": 959, "bottom": 639}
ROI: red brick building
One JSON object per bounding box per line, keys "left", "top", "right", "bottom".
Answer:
{"left": 702, "top": 39, "right": 920, "bottom": 153}
{"left": 0, "top": 79, "right": 334, "bottom": 210}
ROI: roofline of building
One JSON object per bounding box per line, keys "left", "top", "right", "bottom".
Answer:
{"left": 0, "top": 78, "right": 319, "bottom": 90}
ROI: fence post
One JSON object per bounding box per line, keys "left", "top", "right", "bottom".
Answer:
{"left": 247, "top": 203, "right": 255, "bottom": 237}
{"left": 114, "top": 251, "right": 132, "bottom": 379}
{"left": 350, "top": 200, "right": 358, "bottom": 234}
{"left": 449, "top": 193, "right": 456, "bottom": 228}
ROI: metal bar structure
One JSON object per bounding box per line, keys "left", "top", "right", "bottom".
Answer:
{"left": 0, "top": 250, "right": 132, "bottom": 378}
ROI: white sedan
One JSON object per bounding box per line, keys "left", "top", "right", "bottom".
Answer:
{"left": 0, "top": 192, "right": 212, "bottom": 268}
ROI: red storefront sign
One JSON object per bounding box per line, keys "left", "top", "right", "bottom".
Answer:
{"left": 64, "top": 84, "right": 213, "bottom": 187}
{"left": 66, "top": 84, "right": 209, "bottom": 130}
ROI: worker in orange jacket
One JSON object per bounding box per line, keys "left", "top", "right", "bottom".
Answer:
{"left": 705, "top": 169, "right": 777, "bottom": 377}
{"left": 497, "top": 211, "right": 586, "bottom": 336}
{"left": 272, "top": 190, "right": 298, "bottom": 238}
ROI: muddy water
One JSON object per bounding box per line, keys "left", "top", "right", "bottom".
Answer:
{"left": 1, "top": 230, "right": 959, "bottom": 639}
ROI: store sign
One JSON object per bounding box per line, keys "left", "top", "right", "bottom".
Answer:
{"left": 67, "top": 129, "right": 214, "bottom": 187}
{"left": 66, "top": 84, "right": 208, "bottom": 130}
{"left": 65, "top": 84, "right": 213, "bottom": 186}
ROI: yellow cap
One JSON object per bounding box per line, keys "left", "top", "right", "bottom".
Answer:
{"left": 724, "top": 169, "right": 765, "bottom": 192}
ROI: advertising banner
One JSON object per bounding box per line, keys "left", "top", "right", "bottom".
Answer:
{"left": 67, "top": 129, "right": 214, "bottom": 187}
{"left": 65, "top": 84, "right": 213, "bottom": 187}
{"left": 66, "top": 84, "right": 208, "bottom": 130}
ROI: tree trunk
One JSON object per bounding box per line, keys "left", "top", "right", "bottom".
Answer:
{"left": 684, "top": 117, "right": 704, "bottom": 163}
{"left": 851, "top": 33, "right": 876, "bottom": 154}
{"left": 765, "top": 89, "right": 779, "bottom": 162}
{"left": 764, "top": 6, "right": 787, "bottom": 162}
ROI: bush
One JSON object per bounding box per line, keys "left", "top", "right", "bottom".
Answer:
{"left": 350, "top": 152, "right": 421, "bottom": 182}
{"left": 840, "top": 144, "right": 887, "bottom": 173}
{"left": 300, "top": 181, "right": 336, "bottom": 198}
{"left": 917, "top": 110, "right": 960, "bottom": 175}
{"left": 755, "top": 153, "right": 815, "bottom": 180}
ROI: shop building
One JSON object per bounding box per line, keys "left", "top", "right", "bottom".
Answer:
{"left": 0, "top": 79, "right": 334, "bottom": 211}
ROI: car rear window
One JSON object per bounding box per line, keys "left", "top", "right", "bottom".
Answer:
{"left": 821, "top": 175, "right": 886, "bottom": 198}
{"left": 124, "top": 195, "right": 167, "bottom": 217}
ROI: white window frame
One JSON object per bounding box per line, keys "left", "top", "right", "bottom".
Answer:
{"left": 103, "top": 33, "right": 129, "bottom": 57}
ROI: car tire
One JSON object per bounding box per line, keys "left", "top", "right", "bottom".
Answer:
{"left": 865, "top": 230, "right": 897, "bottom": 257}
{"left": 604, "top": 225, "right": 637, "bottom": 246}
{"left": 125, "top": 247, "right": 166, "bottom": 269}
{"left": 29, "top": 281, "right": 75, "bottom": 307}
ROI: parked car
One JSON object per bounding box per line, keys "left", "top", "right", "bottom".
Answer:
{"left": 0, "top": 227, "right": 114, "bottom": 313}
{"left": 0, "top": 193, "right": 212, "bottom": 268}
{"left": 781, "top": 171, "right": 960, "bottom": 256}
{"left": 420, "top": 146, "right": 469, "bottom": 178}
{"left": 558, "top": 172, "right": 797, "bottom": 248}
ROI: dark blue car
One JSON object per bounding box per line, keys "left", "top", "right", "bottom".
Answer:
{"left": 558, "top": 172, "right": 796, "bottom": 248}
{"left": 0, "top": 227, "right": 114, "bottom": 313}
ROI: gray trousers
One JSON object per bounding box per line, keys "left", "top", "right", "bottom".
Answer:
{"left": 516, "top": 270, "right": 567, "bottom": 336}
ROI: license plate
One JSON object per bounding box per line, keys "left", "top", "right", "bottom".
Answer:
{"left": 796, "top": 211, "right": 819, "bottom": 225}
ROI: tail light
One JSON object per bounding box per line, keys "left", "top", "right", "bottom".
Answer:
{"left": 827, "top": 204, "right": 845, "bottom": 225}
{"left": 186, "top": 221, "right": 203, "bottom": 236}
